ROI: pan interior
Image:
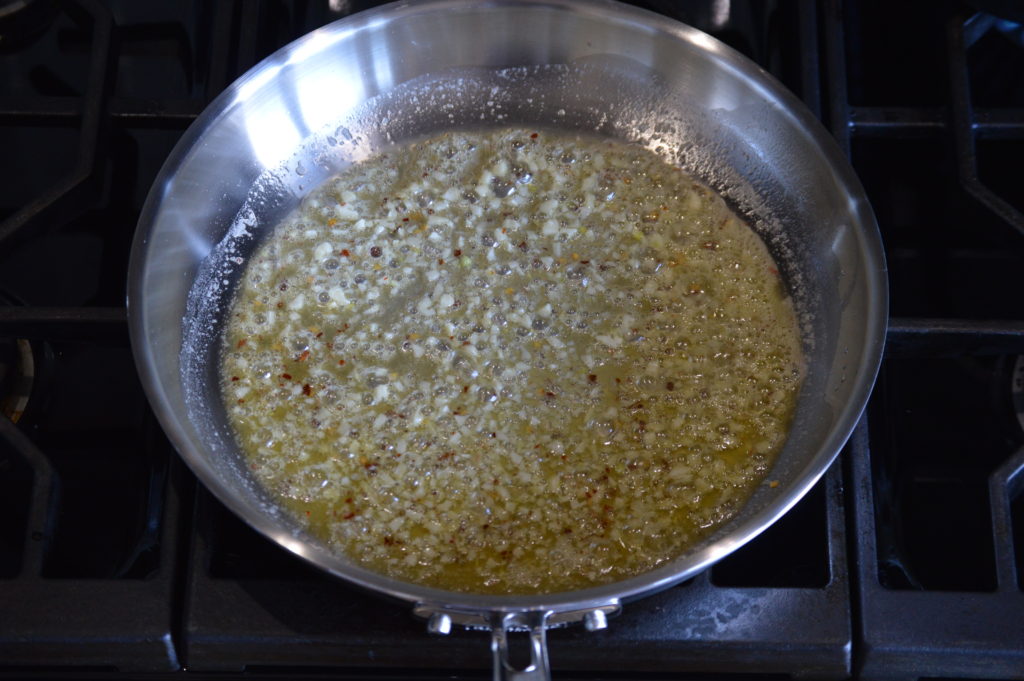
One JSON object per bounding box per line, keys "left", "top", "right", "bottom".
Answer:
{"left": 133, "top": 0, "right": 884, "bottom": 611}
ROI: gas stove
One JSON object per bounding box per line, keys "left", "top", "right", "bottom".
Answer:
{"left": 1, "top": 1, "right": 1022, "bottom": 679}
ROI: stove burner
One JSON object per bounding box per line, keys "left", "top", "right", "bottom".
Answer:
{"left": 0, "top": 336, "right": 32, "bottom": 423}
{"left": 0, "top": 292, "right": 38, "bottom": 423}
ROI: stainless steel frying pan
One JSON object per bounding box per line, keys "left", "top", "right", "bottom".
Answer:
{"left": 127, "top": 1, "right": 887, "bottom": 678}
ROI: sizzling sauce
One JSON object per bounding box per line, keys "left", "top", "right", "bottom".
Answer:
{"left": 221, "top": 129, "right": 804, "bottom": 594}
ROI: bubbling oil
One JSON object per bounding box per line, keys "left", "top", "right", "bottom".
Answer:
{"left": 221, "top": 128, "right": 804, "bottom": 594}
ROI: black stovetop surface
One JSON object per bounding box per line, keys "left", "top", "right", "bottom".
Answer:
{"left": 1, "top": 1, "right": 1023, "bottom": 679}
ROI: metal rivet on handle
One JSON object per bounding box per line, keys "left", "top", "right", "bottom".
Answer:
{"left": 583, "top": 609, "right": 608, "bottom": 632}
{"left": 427, "top": 612, "right": 452, "bottom": 635}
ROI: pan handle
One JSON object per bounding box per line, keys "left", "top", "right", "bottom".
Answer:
{"left": 490, "top": 611, "right": 551, "bottom": 681}
{"left": 416, "top": 602, "right": 619, "bottom": 680}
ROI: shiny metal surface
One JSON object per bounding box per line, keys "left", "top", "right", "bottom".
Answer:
{"left": 426, "top": 612, "right": 453, "bottom": 636}
{"left": 491, "top": 612, "right": 551, "bottom": 681}
{"left": 128, "top": 0, "right": 887, "bottom": 674}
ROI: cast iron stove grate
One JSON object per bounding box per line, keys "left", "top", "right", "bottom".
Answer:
{"left": 830, "top": 1, "right": 1024, "bottom": 679}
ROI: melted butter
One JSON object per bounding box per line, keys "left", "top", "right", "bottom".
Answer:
{"left": 221, "top": 128, "right": 804, "bottom": 594}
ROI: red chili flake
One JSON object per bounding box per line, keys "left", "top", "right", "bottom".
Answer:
{"left": 340, "top": 249, "right": 351, "bottom": 257}
{"left": 402, "top": 217, "right": 410, "bottom": 222}
{"left": 237, "top": 398, "right": 245, "bottom": 404}
{"left": 482, "top": 523, "right": 490, "bottom": 530}
{"left": 302, "top": 384, "right": 312, "bottom": 396}
{"left": 298, "top": 350, "right": 310, "bottom": 362}
{"left": 769, "top": 266, "right": 779, "bottom": 275}
{"left": 580, "top": 260, "right": 590, "bottom": 264}
{"left": 345, "top": 497, "right": 353, "bottom": 504}
{"left": 231, "top": 376, "right": 240, "bottom": 382}
{"left": 666, "top": 381, "right": 675, "bottom": 391}
{"left": 427, "top": 208, "right": 434, "bottom": 214}
{"left": 453, "top": 249, "right": 462, "bottom": 257}
{"left": 343, "top": 512, "right": 356, "bottom": 520}
{"left": 530, "top": 132, "right": 539, "bottom": 139}
{"left": 338, "top": 359, "right": 346, "bottom": 365}
{"left": 587, "top": 374, "right": 597, "bottom": 382}
{"left": 281, "top": 373, "right": 292, "bottom": 380}
{"left": 370, "top": 246, "right": 382, "bottom": 258}
{"left": 463, "top": 385, "right": 470, "bottom": 393}
{"left": 545, "top": 391, "right": 556, "bottom": 398}
{"left": 236, "top": 339, "right": 247, "bottom": 348}
{"left": 563, "top": 527, "right": 572, "bottom": 534}
{"left": 518, "top": 241, "right": 528, "bottom": 252}
{"left": 490, "top": 432, "right": 496, "bottom": 438}
{"left": 438, "top": 258, "right": 445, "bottom": 265}
{"left": 315, "top": 331, "right": 323, "bottom": 338}
{"left": 305, "top": 510, "right": 311, "bottom": 516}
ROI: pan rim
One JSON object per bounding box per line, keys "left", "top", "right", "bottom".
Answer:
{"left": 128, "top": 0, "right": 888, "bottom": 616}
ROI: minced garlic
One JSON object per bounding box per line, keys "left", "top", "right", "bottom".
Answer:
{"left": 221, "top": 128, "right": 804, "bottom": 594}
